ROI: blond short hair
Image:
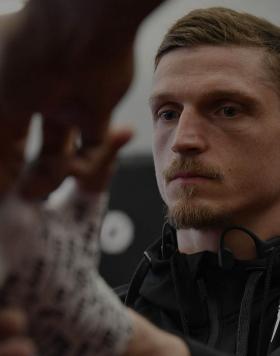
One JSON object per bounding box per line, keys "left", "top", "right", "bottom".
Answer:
{"left": 155, "top": 7, "right": 280, "bottom": 88}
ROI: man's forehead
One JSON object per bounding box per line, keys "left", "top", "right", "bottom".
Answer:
{"left": 150, "top": 45, "right": 275, "bottom": 103}
{"left": 149, "top": 88, "right": 257, "bottom": 108}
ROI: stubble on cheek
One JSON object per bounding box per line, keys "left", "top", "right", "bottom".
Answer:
{"left": 166, "top": 200, "right": 231, "bottom": 230}
{"left": 160, "top": 158, "right": 228, "bottom": 229}
{"left": 164, "top": 183, "right": 233, "bottom": 229}
{"left": 164, "top": 185, "right": 202, "bottom": 229}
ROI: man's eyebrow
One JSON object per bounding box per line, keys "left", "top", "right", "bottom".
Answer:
{"left": 149, "top": 89, "right": 260, "bottom": 110}
{"left": 200, "top": 89, "right": 257, "bottom": 102}
{"left": 149, "top": 93, "right": 176, "bottom": 108}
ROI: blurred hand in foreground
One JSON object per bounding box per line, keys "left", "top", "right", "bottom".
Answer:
{"left": 0, "top": 0, "right": 165, "bottom": 197}
{"left": 19, "top": 119, "right": 134, "bottom": 199}
{"left": 123, "top": 309, "right": 190, "bottom": 356}
{"left": 0, "top": 0, "right": 166, "bottom": 145}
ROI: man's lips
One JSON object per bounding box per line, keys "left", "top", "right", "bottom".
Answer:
{"left": 168, "top": 171, "right": 216, "bottom": 183}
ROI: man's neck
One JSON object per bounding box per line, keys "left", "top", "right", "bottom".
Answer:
{"left": 177, "top": 228, "right": 259, "bottom": 260}
{"left": 177, "top": 228, "right": 221, "bottom": 255}
{"left": 176, "top": 204, "right": 280, "bottom": 260}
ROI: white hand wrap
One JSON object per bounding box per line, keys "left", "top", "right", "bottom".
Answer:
{"left": 0, "top": 181, "right": 132, "bottom": 356}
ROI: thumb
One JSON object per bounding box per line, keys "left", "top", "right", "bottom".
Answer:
{"left": 69, "top": 126, "right": 134, "bottom": 192}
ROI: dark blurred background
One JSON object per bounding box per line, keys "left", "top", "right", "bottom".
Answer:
{"left": 99, "top": 154, "right": 164, "bottom": 287}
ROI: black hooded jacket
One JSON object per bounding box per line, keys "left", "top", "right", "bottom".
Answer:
{"left": 118, "top": 224, "right": 280, "bottom": 356}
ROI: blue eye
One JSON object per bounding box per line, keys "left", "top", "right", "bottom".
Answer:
{"left": 221, "top": 106, "right": 238, "bottom": 117}
{"left": 214, "top": 104, "right": 242, "bottom": 120}
{"left": 158, "top": 110, "right": 180, "bottom": 121}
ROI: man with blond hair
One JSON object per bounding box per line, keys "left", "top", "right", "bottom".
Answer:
{"left": 121, "top": 7, "right": 280, "bottom": 356}
{"left": 0, "top": 1, "right": 191, "bottom": 356}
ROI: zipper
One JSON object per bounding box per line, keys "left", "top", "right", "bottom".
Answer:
{"left": 270, "top": 300, "right": 280, "bottom": 343}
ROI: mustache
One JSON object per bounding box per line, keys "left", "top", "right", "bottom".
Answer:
{"left": 163, "top": 159, "right": 224, "bottom": 183}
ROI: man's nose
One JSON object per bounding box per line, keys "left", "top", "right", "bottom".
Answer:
{"left": 171, "top": 109, "right": 208, "bottom": 154}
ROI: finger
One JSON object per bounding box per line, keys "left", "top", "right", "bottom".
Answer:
{"left": 0, "top": 111, "right": 31, "bottom": 189}
{"left": 40, "top": 118, "right": 78, "bottom": 156}
{"left": 69, "top": 127, "right": 133, "bottom": 192}
{"left": 18, "top": 118, "right": 79, "bottom": 200}
{"left": 92, "top": 127, "right": 133, "bottom": 165}
{"left": 0, "top": 309, "right": 28, "bottom": 339}
{"left": 0, "top": 338, "right": 36, "bottom": 356}
{"left": 79, "top": 112, "right": 111, "bottom": 149}
{"left": 71, "top": 127, "right": 133, "bottom": 175}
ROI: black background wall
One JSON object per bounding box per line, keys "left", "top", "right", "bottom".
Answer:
{"left": 99, "top": 155, "right": 164, "bottom": 287}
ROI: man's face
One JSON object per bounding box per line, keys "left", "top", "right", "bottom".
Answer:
{"left": 150, "top": 45, "right": 280, "bottom": 229}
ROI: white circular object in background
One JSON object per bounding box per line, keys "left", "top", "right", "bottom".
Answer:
{"left": 100, "top": 211, "right": 135, "bottom": 254}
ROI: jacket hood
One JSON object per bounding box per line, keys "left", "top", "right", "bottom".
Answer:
{"left": 126, "top": 223, "right": 280, "bottom": 356}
